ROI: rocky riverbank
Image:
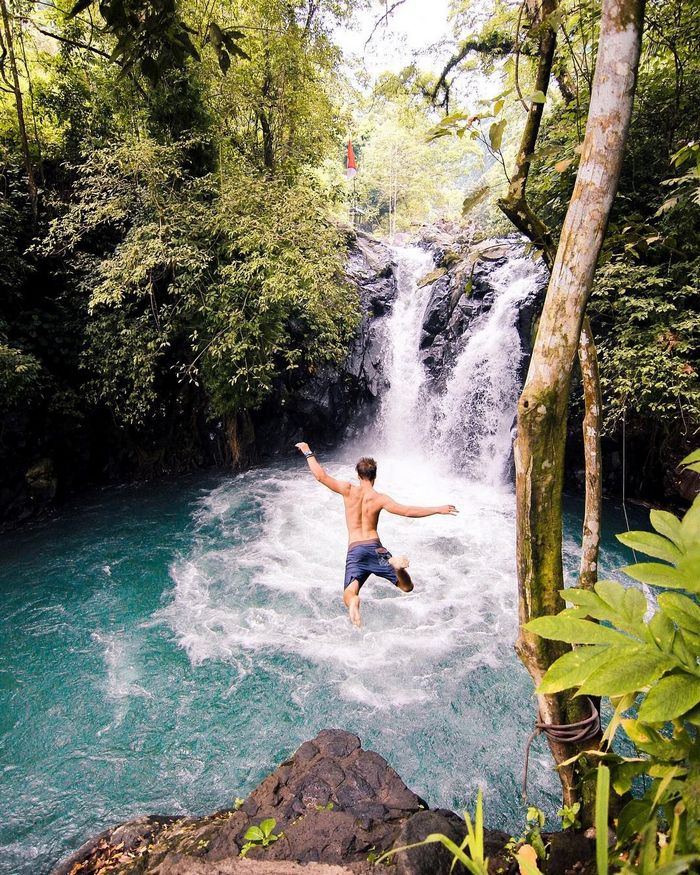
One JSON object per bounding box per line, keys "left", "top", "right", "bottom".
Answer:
{"left": 53, "top": 730, "right": 594, "bottom": 875}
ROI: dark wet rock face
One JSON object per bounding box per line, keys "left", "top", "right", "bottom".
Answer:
{"left": 252, "top": 233, "right": 396, "bottom": 456}
{"left": 52, "top": 730, "right": 424, "bottom": 874}
{"left": 415, "top": 237, "right": 546, "bottom": 391}
{"left": 208, "top": 729, "right": 426, "bottom": 867}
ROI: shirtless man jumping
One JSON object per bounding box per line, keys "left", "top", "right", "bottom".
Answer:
{"left": 295, "top": 442, "right": 457, "bottom": 626}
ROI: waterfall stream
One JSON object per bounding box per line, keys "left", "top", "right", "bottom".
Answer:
{"left": 378, "top": 244, "right": 542, "bottom": 484}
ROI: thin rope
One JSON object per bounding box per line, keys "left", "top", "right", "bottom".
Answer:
{"left": 522, "top": 697, "right": 600, "bottom": 801}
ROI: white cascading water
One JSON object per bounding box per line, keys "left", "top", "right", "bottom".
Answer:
{"left": 379, "top": 245, "right": 543, "bottom": 485}
{"left": 379, "top": 246, "right": 436, "bottom": 451}
{"left": 429, "top": 257, "right": 543, "bottom": 483}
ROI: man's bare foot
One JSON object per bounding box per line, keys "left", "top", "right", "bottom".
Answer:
{"left": 348, "top": 596, "right": 361, "bottom": 627}
{"left": 389, "top": 555, "right": 410, "bottom": 571}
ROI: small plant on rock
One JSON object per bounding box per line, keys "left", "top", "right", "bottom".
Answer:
{"left": 505, "top": 806, "right": 549, "bottom": 868}
{"left": 558, "top": 802, "right": 581, "bottom": 830}
{"left": 376, "top": 789, "right": 489, "bottom": 875}
{"left": 239, "top": 818, "right": 281, "bottom": 857}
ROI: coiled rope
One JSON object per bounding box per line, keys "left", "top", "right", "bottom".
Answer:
{"left": 522, "top": 697, "right": 601, "bottom": 800}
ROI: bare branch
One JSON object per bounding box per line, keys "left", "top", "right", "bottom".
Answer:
{"left": 364, "top": 0, "right": 407, "bottom": 50}
{"left": 33, "top": 25, "right": 112, "bottom": 59}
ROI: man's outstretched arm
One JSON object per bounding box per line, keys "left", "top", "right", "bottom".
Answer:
{"left": 380, "top": 494, "right": 458, "bottom": 517}
{"left": 295, "top": 442, "right": 351, "bottom": 496}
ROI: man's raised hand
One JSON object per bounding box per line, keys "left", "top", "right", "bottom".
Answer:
{"left": 295, "top": 441, "right": 310, "bottom": 454}
{"left": 440, "top": 505, "right": 458, "bottom": 515}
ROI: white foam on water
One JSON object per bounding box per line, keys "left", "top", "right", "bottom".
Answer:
{"left": 92, "top": 630, "right": 152, "bottom": 702}
{"left": 158, "top": 453, "right": 519, "bottom": 708}
{"left": 158, "top": 244, "right": 542, "bottom": 709}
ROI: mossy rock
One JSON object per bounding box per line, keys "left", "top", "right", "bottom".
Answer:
{"left": 416, "top": 268, "right": 447, "bottom": 289}
{"left": 440, "top": 250, "right": 461, "bottom": 268}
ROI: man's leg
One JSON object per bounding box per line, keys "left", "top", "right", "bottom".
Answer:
{"left": 343, "top": 579, "right": 362, "bottom": 626}
{"left": 389, "top": 556, "right": 413, "bottom": 592}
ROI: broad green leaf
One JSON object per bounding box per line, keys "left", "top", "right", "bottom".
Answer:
{"left": 648, "top": 763, "right": 688, "bottom": 778}
{"left": 671, "top": 630, "right": 696, "bottom": 670}
{"left": 681, "top": 628, "right": 700, "bottom": 653}
{"left": 680, "top": 449, "right": 700, "bottom": 467}
{"left": 244, "top": 825, "right": 264, "bottom": 841}
{"left": 260, "top": 818, "right": 276, "bottom": 836}
{"left": 594, "top": 579, "right": 627, "bottom": 613}
{"left": 622, "top": 586, "right": 648, "bottom": 623}
{"left": 611, "top": 760, "right": 648, "bottom": 795}
{"left": 616, "top": 530, "right": 683, "bottom": 563}
{"left": 528, "top": 90, "right": 546, "bottom": 104}
{"left": 658, "top": 592, "right": 700, "bottom": 633}
{"left": 648, "top": 610, "right": 676, "bottom": 653}
{"left": 559, "top": 588, "right": 623, "bottom": 625}
{"left": 560, "top": 606, "right": 590, "bottom": 618}
{"left": 680, "top": 499, "right": 700, "bottom": 545}
{"left": 525, "top": 616, "right": 632, "bottom": 645}
{"left": 623, "top": 562, "right": 696, "bottom": 591}
{"left": 638, "top": 672, "right": 700, "bottom": 722}
{"left": 621, "top": 720, "right": 691, "bottom": 761}
{"left": 650, "top": 510, "right": 683, "bottom": 549}
{"left": 488, "top": 119, "right": 506, "bottom": 151}
{"left": 537, "top": 645, "right": 611, "bottom": 694}
{"left": 578, "top": 649, "right": 676, "bottom": 696}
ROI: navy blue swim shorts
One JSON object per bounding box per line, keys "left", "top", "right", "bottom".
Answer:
{"left": 344, "top": 538, "right": 398, "bottom": 590}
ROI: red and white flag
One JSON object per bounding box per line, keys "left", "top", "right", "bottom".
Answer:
{"left": 346, "top": 140, "right": 357, "bottom": 179}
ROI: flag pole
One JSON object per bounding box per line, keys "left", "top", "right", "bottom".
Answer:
{"left": 346, "top": 138, "right": 358, "bottom": 228}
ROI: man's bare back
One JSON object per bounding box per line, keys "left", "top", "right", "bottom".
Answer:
{"left": 295, "top": 442, "right": 457, "bottom": 626}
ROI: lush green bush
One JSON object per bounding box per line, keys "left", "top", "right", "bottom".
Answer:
{"left": 590, "top": 259, "right": 700, "bottom": 436}
{"left": 44, "top": 137, "right": 358, "bottom": 429}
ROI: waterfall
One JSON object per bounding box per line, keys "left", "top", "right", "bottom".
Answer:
{"left": 378, "top": 246, "right": 435, "bottom": 451}
{"left": 378, "top": 245, "right": 543, "bottom": 485}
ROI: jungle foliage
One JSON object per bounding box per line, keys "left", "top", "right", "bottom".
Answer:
{"left": 0, "top": 0, "right": 357, "bottom": 509}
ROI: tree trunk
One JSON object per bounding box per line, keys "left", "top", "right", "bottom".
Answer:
{"left": 496, "top": 0, "right": 604, "bottom": 600}
{"left": 514, "top": 0, "right": 645, "bottom": 806}
{"left": 0, "top": 0, "right": 37, "bottom": 218}
{"left": 578, "top": 314, "right": 603, "bottom": 590}
{"left": 497, "top": 0, "right": 558, "bottom": 257}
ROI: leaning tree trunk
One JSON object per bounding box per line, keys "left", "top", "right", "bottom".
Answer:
{"left": 578, "top": 315, "right": 603, "bottom": 590}
{"left": 497, "top": 0, "right": 604, "bottom": 604}
{"left": 514, "top": 0, "right": 645, "bottom": 806}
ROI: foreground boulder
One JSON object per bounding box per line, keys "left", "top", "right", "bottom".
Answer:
{"left": 53, "top": 729, "right": 595, "bottom": 875}
{"left": 53, "top": 729, "right": 421, "bottom": 875}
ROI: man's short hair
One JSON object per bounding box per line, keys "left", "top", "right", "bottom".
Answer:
{"left": 356, "top": 457, "right": 377, "bottom": 482}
